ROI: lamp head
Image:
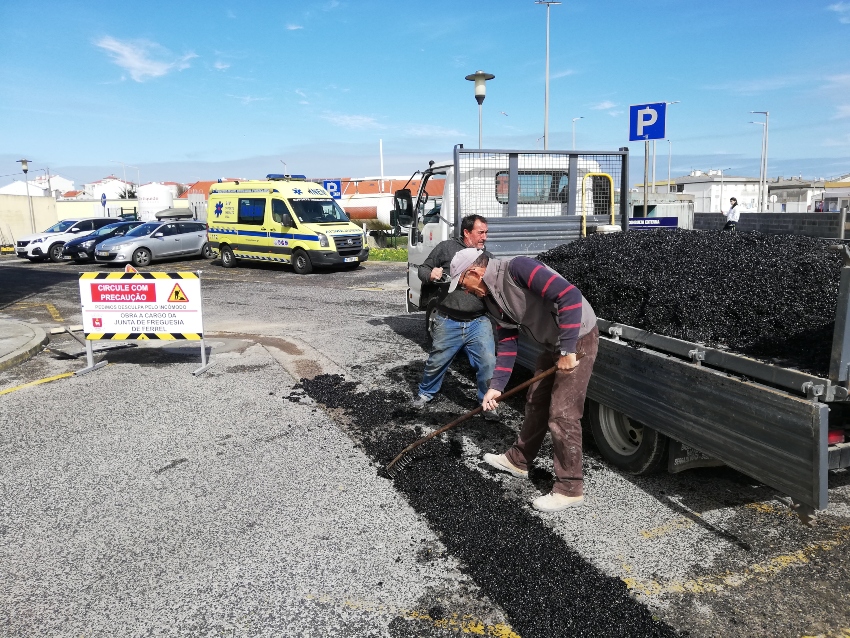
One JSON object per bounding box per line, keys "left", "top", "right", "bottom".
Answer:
{"left": 465, "top": 70, "right": 495, "bottom": 105}
{"left": 17, "top": 158, "right": 30, "bottom": 173}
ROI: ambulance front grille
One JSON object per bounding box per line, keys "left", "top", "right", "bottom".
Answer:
{"left": 334, "top": 235, "right": 362, "bottom": 256}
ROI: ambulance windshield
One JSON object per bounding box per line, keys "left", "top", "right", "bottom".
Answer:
{"left": 288, "top": 198, "right": 350, "bottom": 224}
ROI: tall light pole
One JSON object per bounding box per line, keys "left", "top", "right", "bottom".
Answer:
{"left": 751, "top": 111, "right": 769, "bottom": 211}
{"left": 465, "top": 70, "right": 495, "bottom": 148}
{"left": 749, "top": 119, "right": 767, "bottom": 211}
{"left": 536, "top": 0, "right": 560, "bottom": 150}
{"left": 17, "top": 159, "right": 35, "bottom": 233}
{"left": 719, "top": 167, "right": 731, "bottom": 213}
{"left": 571, "top": 117, "right": 583, "bottom": 150}
{"left": 662, "top": 101, "right": 680, "bottom": 193}
{"left": 667, "top": 140, "right": 673, "bottom": 194}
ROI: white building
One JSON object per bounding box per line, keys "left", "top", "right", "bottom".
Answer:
{"left": 669, "top": 170, "right": 761, "bottom": 213}
{"left": 83, "top": 175, "right": 134, "bottom": 200}
{"left": 0, "top": 174, "right": 76, "bottom": 199}
{"left": 768, "top": 177, "right": 825, "bottom": 213}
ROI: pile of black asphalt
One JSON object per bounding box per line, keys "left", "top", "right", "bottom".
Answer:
{"left": 538, "top": 230, "right": 843, "bottom": 376}
{"left": 297, "top": 373, "right": 680, "bottom": 638}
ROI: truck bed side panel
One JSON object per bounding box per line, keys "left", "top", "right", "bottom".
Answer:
{"left": 587, "top": 338, "right": 829, "bottom": 510}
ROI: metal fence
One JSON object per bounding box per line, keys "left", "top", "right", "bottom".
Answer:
{"left": 454, "top": 146, "right": 628, "bottom": 223}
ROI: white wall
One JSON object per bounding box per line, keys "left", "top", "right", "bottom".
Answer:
{"left": 0, "top": 194, "right": 58, "bottom": 243}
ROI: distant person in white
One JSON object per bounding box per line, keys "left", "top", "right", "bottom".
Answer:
{"left": 722, "top": 197, "right": 740, "bottom": 232}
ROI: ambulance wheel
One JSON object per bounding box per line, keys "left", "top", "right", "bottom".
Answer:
{"left": 131, "top": 247, "right": 152, "bottom": 268}
{"left": 220, "top": 245, "right": 236, "bottom": 268}
{"left": 201, "top": 242, "right": 214, "bottom": 259}
{"left": 588, "top": 400, "right": 667, "bottom": 475}
{"left": 292, "top": 249, "right": 313, "bottom": 275}
{"left": 48, "top": 243, "right": 65, "bottom": 263}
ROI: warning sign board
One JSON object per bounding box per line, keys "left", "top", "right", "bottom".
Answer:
{"left": 79, "top": 272, "right": 204, "bottom": 340}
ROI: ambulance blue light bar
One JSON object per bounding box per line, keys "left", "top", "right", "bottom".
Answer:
{"left": 266, "top": 174, "right": 307, "bottom": 181}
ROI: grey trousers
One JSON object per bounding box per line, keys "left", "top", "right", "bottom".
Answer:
{"left": 505, "top": 328, "right": 598, "bottom": 496}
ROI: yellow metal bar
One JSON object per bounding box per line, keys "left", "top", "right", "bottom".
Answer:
{"left": 580, "top": 172, "right": 616, "bottom": 235}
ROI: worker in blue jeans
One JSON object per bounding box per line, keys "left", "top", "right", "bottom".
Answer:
{"left": 413, "top": 215, "right": 498, "bottom": 420}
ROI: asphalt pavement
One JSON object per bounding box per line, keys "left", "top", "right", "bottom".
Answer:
{"left": 1, "top": 253, "right": 849, "bottom": 638}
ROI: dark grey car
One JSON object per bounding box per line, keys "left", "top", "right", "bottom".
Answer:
{"left": 94, "top": 221, "right": 212, "bottom": 267}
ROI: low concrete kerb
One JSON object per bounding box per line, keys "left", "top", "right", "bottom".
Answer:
{"left": 0, "top": 320, "right": 49, "bottom": 373}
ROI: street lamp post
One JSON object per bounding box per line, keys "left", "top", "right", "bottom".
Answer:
{"left": 749, "top": 119, "right": 767, "bottom": 211}
{"left": 465, "top": 70, "right": 495, "bottom": 148}
{"left": 751, "top": 111, "right": 769, "bottom": 211}
{"left": 17, "top": 159, "right": 35, "bottom": 233}
{"left": 536, "top": 1, "right": 560, "bottom": 150}
{"left": 571, "top": 117, "right": 583, "bottom": 150}
{"left": 111, "top": 160, "right": 130, "bottom": 198}
{"left": 659, "top": 101, "right": 680, "bottom": 193}
{"left": 719, "top": 167, "right": 731, "bottom": 213}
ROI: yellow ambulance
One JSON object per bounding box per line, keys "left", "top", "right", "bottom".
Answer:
{"left": 206, "top": 175, "right": 369, "bottom": 274}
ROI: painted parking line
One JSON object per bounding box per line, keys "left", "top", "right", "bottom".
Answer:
{"left": 624, "top": 525, "right": 850, "bottom": 596}
{"left": 11, "top": 301, "right": 64, "bottom": 322}
{"left": 304, "top": 593, "right": 519, "bottom": 636}
{"left": 0, "top": 372, "right": 74, "bottom": 396}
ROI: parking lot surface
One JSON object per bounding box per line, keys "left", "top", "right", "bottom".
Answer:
{"left": 1, "top": 253, "right": 849, "bottom": 637}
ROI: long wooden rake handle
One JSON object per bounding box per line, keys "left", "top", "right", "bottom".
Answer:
{"left": 385, "top": 365, "right": 558, "bottom": 475}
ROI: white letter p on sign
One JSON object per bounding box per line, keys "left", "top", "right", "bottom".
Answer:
{"left": 637, "top": 107, "right": 658, "bottom": 137}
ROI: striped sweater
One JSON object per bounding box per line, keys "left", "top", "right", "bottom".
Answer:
{"left": 490, "top": 256, "right": 583, "bottom": 392}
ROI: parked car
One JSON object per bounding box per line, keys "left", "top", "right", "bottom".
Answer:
{"left": 95, "top": 221, "right": 213, "bottom": 267}
{"left": 62, "top": 221, "right": 144, "bottom": 263}
{"left": 16, "top": 217, "right": 116, "bottom": 262}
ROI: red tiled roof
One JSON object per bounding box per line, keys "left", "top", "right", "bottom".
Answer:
{"left": 178, "top": 180, "right": 217, "bottom": 199}
{"left": 63, "top": 190, "right": 82, "bottom": 197}
{"left": 316, "top": 178, "right": 444, "bottom": 197}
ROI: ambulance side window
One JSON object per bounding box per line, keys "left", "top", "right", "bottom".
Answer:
{"left": 238, "top": 198, "right": 266, "bottom": 225}
{"left": 271, "top": 199, "right": 291, "bottom": 225}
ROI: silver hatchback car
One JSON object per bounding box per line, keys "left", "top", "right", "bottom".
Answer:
{"left": 95, "top": 221, "right": 213, "bottom": 267}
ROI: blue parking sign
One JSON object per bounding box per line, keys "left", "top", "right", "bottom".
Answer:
{"left": 323, "top": 180, "right": 341, "bottom": 200}
{"left": 629, "top": 103, "right": 666, "bottom": 141}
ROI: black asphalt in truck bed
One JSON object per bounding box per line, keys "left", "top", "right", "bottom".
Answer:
{"left": 537, "top": 230, "right": 843, "bottom": 377}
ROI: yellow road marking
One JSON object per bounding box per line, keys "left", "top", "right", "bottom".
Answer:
{"left": 305, "top": 593, "right": 519, "bottom": 636}
{"left": 802, "top": 628, "right": 850, "bottom": 638}
{"left": 641, "top": 516, "right": 695, "bottom": 539}
{"left": 11, "top": 302, "right": 63, "bottom": 322}
{"left": 624, "top": 526, "right": 850, "bottom": 597}
{"left": 0, "top": 372, "right": 74, "bottom": 396}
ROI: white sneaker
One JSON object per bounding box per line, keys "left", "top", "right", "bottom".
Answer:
{"left": 483, "top": 453, "right": 528, "bottom": 478}
{"left": 532, "top": 492, "right": 584, "bottom": 512}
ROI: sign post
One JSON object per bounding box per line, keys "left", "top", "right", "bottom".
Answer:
{"left": 101, "top": 193, "right": 107, "bottom": 216}
{"left": 75, "top": 271, "right": 213, "bottom": 375}
{"left": 629, "top": 103, "right": 667, "bottom": 220}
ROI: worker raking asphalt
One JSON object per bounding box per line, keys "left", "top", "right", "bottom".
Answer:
{"left": 537, "top": 229, "right": 843, "bottom": 376}
{"left": 297, "top": 373, "right": 680, "bottom": 638}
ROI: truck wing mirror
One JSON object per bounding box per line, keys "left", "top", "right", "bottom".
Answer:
{"left": 392, "top": 188, "right": 414, "bottom": 227}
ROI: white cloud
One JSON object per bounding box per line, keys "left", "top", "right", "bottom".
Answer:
{"left": 324, "top": 0, "right": 340, "bottom": 9}
{"left": 321, "top": 112, "right": 382, "bottom": 129}
{"left": 404, "top": 124, "right": 465, "bottom": 138}
{"left": 286, "top": 24, "right": 304, "bottom": 30}
{"left": 702, "top": 75, "right": 806, "bottom": 94}
{"left": 94, "top": 36, "right": 197, "bottom": 82}
{"left": 214, "top": 61, "right": 230, "bottom": 71}
{"left": 227, "top": 94, "right": 270, "bottom": 105}
{"left": 828, "top": 2, "right": 850, "bottom": 23}
{"left": 834, "top": 104, "right": 850, "bottom": 119}
{"left": 551, "top": 70, "right": 575, "bottom": 79}
{"left": 591, "top": 101, "right": 616, "bottom": 110}
{"left": 608, "top": 110, "right": 624, "bottom": 117}
{"left": 295, "top": 88, "right": 309, "bottom": 104}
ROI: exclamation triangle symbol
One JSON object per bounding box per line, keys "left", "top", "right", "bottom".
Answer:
{"left": 168, "top": 283, "right": 189, "bottom": 303}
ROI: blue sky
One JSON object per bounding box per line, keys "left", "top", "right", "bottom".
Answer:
{"left": 2, "top": 0, "right": 849, "bottom": 187}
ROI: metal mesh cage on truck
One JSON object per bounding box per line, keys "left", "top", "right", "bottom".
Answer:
{"left": 453, "top": 146, "right": 628, "bottom": 225}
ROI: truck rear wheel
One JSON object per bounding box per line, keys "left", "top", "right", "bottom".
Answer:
{"left": 588, "top": 400, "right": 667, "bottom": 474}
